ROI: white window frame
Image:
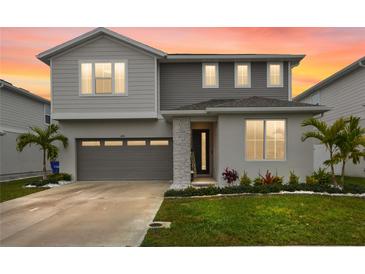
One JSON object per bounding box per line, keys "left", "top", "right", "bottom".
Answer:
{"left": 245, "top": 119, "right": 287, "bottom": 161}
{"left": 79, "top": 60, "right": 128, "bottom": 96}
{"left": 202, "top": 63, "right": 219, "bottom": 88}
{"left": 267, "top": 62, "right": 284, "bottom": 88}
{"left": 234, "top": 62, "right": 251, "bottom": 88}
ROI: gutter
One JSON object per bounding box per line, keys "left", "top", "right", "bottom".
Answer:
{"left": 160, "top": 110, "right": 207, "bottom": 116}
{"left": 359, "top": 60, "right": 365, "bottom": 67}
{"left": 206, "top": 106, "right": 332, "bottom": 114}
{"left": 161, "top": 106, "right": 331, "bottom": 117}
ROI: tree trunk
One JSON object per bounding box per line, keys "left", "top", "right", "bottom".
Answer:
{"left": 42, "top": 149, "right": 47, "bottom": 180}
{"left": 329, "top": 149, "right": 337, "bottom": 185}
{"left": 341, "top": 160, "right": 346, "bottom": 185}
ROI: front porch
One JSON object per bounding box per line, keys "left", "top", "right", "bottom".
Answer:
{"left": 171, "top": 117, "right": 219, "bottom": 189}
{"left": 191, "top": 176, "right": 217, "bottom": 188}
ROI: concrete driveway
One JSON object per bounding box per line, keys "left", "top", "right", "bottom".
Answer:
{"left": 0, "top": 181, "right": 170, "bottom": 246}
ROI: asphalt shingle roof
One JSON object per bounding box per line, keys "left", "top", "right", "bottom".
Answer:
{"left": 176, "top": 96, "right": 316, "bottom": 110}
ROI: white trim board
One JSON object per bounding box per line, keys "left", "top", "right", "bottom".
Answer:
{"left": 52, "top": 112, "right": 158, "bottom": 120}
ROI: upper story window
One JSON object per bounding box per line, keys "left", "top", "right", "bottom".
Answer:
{"left": 80, "top": 61, "right": 127, "bottom": 96}
{"left": 202, "top": 63, "right": 219, "bottom": 88}
{"left": 235, "top": 63, "right": 251, "bottom": 88}
{"left": 44, "top": 104, "right": 50, "bottom": 125}
{"left": 245, "top": 119, "right": 286, "bottom": 161}
{"left": 267, "top": 62, "right": 284, "bottom": 87}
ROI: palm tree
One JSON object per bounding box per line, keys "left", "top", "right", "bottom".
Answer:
{"left": 16, "top": 124, "right": 68, "bottom": 179}
{"left": 301, "top": 117, "right": 346, "bottom": 185}
{"left": 333, "top": 116, "right": 365, "bottom": 184}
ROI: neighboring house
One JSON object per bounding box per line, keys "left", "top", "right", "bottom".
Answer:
{"left": 295, "top": 56, "right": 365, "bottom": 178}
{"left": 0, "top": 80, "right": 51, "bottom": 181}
{"left": 37, "top": 27, "right": 329, "bottom": 188}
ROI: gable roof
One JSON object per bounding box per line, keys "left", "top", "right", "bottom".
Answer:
{"left": 0, "top": 79, "right": 50, "bottom": 104}
{"left": 37, "top": 27, "right": 306, "bottom": 65}
{"left": 294, "top": 56, "right": 365, "bottom": 101}
{"left": 37, "top": 27, "right": 167, "bottom": 64}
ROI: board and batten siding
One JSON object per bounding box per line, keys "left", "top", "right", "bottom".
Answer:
{"left": 51, "top": 36, "right": 156, "bottom": 114}
{"left": 159, "top": 61, "right": 289, "bottom": 110}
{"left": 300, "top": 67, "right": 365, "bottom": 126}
{"left": 0, "top": 87, "right": 48, "bottom": 130}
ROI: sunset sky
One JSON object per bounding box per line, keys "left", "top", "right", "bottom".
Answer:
{"left": 1, "top": 27, "right": 365, "bottom": 99}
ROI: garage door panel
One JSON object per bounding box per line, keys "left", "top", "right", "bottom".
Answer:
{"left": 77, "top": 138, "right": 173, "bottom": 181}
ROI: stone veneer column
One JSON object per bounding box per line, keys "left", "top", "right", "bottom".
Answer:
{"left": 171, "top": 118, "right": 191, "bottom": 189}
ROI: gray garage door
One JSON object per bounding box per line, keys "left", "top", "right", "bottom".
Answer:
{"left": 77, "top": 138, "right": 173, "bottom": 181}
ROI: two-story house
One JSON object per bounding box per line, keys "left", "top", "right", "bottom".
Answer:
{"left": 295, "top": 56, "right": 365, "bottom": 178}
{"left": 0, "top": 80, "right": 51, "bottom": 180}
{"left": 37, "top": 27, "right": 329, "bottom": 188}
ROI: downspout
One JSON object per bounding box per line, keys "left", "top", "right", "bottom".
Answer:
{"left": 288, "top": 61, "right": 292, "bottom": 101}
{"left": 0, "top": 82, "right": 6, "bottom": 135}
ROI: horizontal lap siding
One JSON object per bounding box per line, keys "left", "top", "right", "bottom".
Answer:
{"left": 320, "top": 68, "right": 365, "bottom": 124}
{"left": 160, "top": 62, "right": 289, "bottom": 110}
{"left": 300, "top": 67, "right": 365, "bottom": 125}
{"left": 51, "top": 36, "right": 156, "bottom": 113}
{"left": 0, "top": 87, "right": 47, "bottom": 129}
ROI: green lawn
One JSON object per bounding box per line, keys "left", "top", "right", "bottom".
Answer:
{"left": 339, "top": 176, "right": 365, "bottom": 187}
{"left": 0, "top": 177, "right": 48, "bottom": 203}
{"left": 142, "top": 194, "right": 365, "bottom": 246}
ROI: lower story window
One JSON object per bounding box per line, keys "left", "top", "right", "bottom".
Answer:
{"left": 127, "top": 140, "right": 146, "bottom": 146}
{"left": 81, "top": 141, "right": 101, "bottom": 147}
{"left": 245, "top": 119, "right": 286, "bottom": 160}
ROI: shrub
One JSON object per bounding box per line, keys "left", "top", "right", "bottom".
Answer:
{"left": 222, "top": 168, "right": 239, "bottom": 185}
{"left": 47, "top": 173, "right": 72, "bottom": 181}
{"left": 273, "top": 176, "right": 283, "bottom": 185}
{"left": 312, "top": 168, "right": 331, "bottom": 185}
{"left": 289, "top": 170, "right": 300, "bottom": 185}
{"left": 260, "top": 170, "right": 276, "bottom": 185}
{"left": 28, "top": 178, "right": 58, "bottom": 187}
{"left": 253, "top": 177, "right": 262, "bottom": 186}
{"left": 306, "top": 176, "right": 318, "bottom": 185}
{"left": 164, "top": 181, "right": 362, "bottom": 197}
{"left": 239, "top": 171, "right": 251, "bottom": 186}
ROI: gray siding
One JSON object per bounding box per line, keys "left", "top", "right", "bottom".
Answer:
{"left": 299, "top": 67, "right": 365, "bottom": 177}
{"left": 0, "top": 87, "right": 48, "bottom": 129}
{"left": 160, "top": 62, "right": 289, "bottom": 110}
{"left": 300, "top": 67, "right": 365, "bottom": 125}
{"left": 1, "top": 132, "right": 44, "bottom": 176}
{"left": 0, "top": 87, "right": 50, "bottom": 177}
{"left": 51, "top": 36, "right": 156, "bottom": 114}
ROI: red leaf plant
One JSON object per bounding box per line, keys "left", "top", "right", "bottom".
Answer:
{"left": 222, "top": 167, "right": 239, "bottom": 185}
{"left": 260, "top": 170, "right": 275, "bottom": 185}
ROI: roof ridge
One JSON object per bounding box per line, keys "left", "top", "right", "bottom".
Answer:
{"left": 37, "top": 27, "right": 167, "bottom": 65}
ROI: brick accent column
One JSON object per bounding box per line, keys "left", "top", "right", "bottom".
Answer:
{"left": 171, "top": 118, "right": 191, "bottom": 189}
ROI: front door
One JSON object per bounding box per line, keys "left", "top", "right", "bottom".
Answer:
{"left": 192, "top": 129, "right": 209, "bottom": 175}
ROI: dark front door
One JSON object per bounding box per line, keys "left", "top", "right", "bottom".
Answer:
{"left": 192, "top": 129, "right": 210, "bottom": 175}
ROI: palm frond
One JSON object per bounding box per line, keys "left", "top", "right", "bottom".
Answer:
{"left": 301, "top": 131, "right": 325, "bottom": 143}
{"left": 16, "top": 132, "right": 41, "bottom": 151}
{"left": 301, "top": 117, "right": 328, "bottom": 134}
{"left": 49, "top": 134, "right": 68, "bottom": 148}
